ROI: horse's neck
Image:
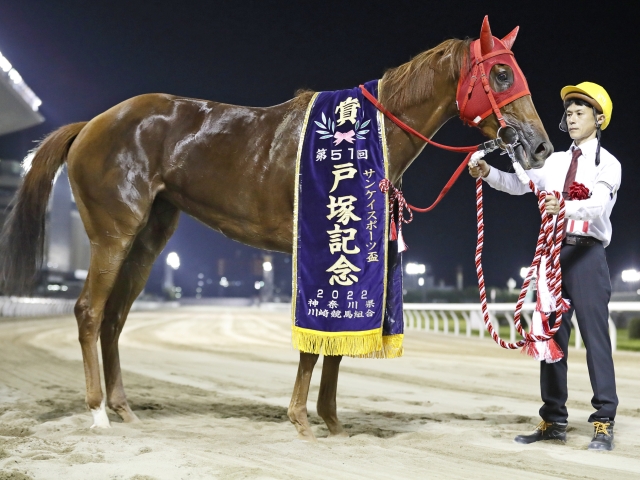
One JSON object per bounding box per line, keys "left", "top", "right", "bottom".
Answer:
{"left": 381, "top": 81, "right": 459, "bottom": 184}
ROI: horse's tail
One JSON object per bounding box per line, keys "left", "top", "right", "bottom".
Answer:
{"left": 0, "top": 122, "right": 88, "bottom": 295}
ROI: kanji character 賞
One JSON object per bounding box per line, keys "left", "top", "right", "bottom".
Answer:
{"left": 335, "top": 97, "right": 361, "bottom": 126}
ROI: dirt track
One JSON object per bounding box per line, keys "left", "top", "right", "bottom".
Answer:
{"left": 1, "top": 306, "right": 639, "bottom": 479}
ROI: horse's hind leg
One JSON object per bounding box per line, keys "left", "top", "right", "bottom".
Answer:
{"left": 288, "top": 352, "right": 319, "bottom": 441}
{"left": 74, "top": 213, "right": 141, "bottom": 428}
{"left": 317, "top": 355, "right": 348, "bottom": 437}
{"left": 101, "top": 198, "right": 179, "bottom": 423}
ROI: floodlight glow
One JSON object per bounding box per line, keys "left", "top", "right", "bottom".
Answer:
{"left": 219, "top": 277, "right": 229, "bottom": 287}
{"left": 405, "top": 263, "right": 426, "bottom": 275}
{"left": 74, "top": 269, "right": 88, "bottom": 280}
{"left": 418, "top": 277, "right": 424, "bottom": 286}
{"left": 0, "top": 50, "right": 43, "bottom": 111}
{"left": 621, "top": 269, "right": 640, "bottom": 283}
{"left": 8, "top": 68, "right": 22, "bottom": 84}
{"left": 166, "top": 252, "right": 180, "bottom": 270}
{"left": 263, "top": 261, "right": 272, "bottom": 272}
{"left": 0, "top": 52, "right": 11, "bottom": 72}
{"left": 520, "top": 267, "right": 529, "bottom": 279}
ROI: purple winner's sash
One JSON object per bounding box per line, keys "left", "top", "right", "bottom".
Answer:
{"left": 292, "top": 80, "right": 403, "bottom": 358}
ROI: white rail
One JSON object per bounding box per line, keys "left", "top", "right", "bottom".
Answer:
{"left": 0, "top": 296, "right": 179, "bottom": 318}
{"left": 403, "top": 302, "right": 640, "bottom": 353}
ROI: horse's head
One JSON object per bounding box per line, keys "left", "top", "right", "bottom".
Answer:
{"left": 457, "top": 17, "right": 553, "bottom": 169}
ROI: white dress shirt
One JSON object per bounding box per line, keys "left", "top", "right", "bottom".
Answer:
{"left": 483, "top": 137, "right": 621, "bottom": 247}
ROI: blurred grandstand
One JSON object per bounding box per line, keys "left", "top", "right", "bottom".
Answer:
{"left": 1, "top": 47, "right": 91, "bottom": 298}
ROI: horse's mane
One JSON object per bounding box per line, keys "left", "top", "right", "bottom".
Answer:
{"left": 381, "top": 38, "right": 471, "bottom": 111}
{"left": 291, "top": 38, "right": 471, "bottom": 111}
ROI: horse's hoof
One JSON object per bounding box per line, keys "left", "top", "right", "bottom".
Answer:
{"left": 90, "top": 400, "right": 111, "bottom": 429}
{"left": 296, "top": 430, "right": 318, "bottom": 443}
{"left": 328, "top": 430, "right": 349, "bottom": 439}
{"left": 115, "top": 407, "right": 141, "bottom": 424}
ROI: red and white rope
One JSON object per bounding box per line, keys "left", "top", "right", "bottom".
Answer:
{"left": 475, "top": 177, "right": 566, "bottom": 349}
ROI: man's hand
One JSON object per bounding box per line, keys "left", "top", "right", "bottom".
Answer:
{"left": 545, "top": 194, "right": 560, "bottom": 215}
{"left": 468, "top": 159, "right": 490, "bottom": 179}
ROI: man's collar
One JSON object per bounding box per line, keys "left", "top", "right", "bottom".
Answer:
{"left": 570, "top": 137, "right": 599, "bottom": 157}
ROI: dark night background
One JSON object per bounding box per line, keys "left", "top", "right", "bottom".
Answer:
{"left": 0, "top": 0, "right": 637, "bottom": 295}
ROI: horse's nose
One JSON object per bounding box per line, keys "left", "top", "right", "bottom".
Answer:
{"left": 531, "top": 140, "right": 553, "bottom": 164}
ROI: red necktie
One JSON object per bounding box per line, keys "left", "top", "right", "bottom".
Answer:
{"left": 562, "top": 147, "right": 582, "bottom": 199}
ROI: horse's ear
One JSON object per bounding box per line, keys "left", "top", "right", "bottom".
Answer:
{"left": 502, "top": 26, "right": 519, "bottom": 50}
{"left": 480, "top": 15, "right": 494, "bottom": 55}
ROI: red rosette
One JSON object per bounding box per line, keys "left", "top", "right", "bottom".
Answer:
{"left": 569, "top": 182, "right": 590, "bottom": 200}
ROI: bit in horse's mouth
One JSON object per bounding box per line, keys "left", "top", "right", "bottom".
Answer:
{"left": 518, "top": 144, "right": 532, "bottom": 170}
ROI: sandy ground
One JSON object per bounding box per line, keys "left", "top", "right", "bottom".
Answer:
{"left": 0, "top": 306, "right": 639, "bottom": 480}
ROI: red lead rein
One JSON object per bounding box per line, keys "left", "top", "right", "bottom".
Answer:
{"left": 361, "top": 85, "right": 476, "bottom": 215}
{"left": 474, "top": 174, "right": 568, "bottom": 352}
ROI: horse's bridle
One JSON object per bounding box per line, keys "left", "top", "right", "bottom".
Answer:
{"left": 456, "top": 38, "right": 531, "bottom": 160}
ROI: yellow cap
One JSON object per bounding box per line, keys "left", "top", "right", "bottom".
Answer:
{"left": 560, "top": 82, "right": 612, "bottom": 130}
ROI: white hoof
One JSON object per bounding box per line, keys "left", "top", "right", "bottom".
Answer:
{"left": 90, "top": 399, "right": 111, "bottom": 429}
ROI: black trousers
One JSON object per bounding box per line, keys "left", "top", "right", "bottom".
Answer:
{"left": 539, "top": 243, "right": 618, "bottom": 423}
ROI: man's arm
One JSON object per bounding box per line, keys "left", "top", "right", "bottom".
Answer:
{"left": 468, "top": 160, "right": 532, "bottom": 195}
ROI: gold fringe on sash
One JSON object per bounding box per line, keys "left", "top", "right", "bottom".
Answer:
{"left": 292, "top": 327, "right": 404, "bottom": 358}
{"left": 357, "top": 334, "right": 404, "bottom": 359}
{"left": 292, "top": 326, "right": 383, "bottom": 357}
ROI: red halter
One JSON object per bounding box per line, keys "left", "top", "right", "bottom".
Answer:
{"left": 456, "top": 37, "right": 531, "bottom": 128}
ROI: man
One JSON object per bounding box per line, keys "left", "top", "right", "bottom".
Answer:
{"left": 469, "top": 82, "right": 620, "bottom": 451}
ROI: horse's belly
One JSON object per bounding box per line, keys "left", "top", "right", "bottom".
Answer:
{"left": 159, "top": 190, "right": 294, "bottom": 254}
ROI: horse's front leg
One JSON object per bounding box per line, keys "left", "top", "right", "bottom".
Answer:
{"left": 288, "top": 352, "right": 319, "bottom": 441}
{"left": 317, "top": 355, "right": 348, "bottom": 437}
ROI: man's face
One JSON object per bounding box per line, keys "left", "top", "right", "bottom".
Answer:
{"left": 565, "top": 103, "right": 603, "bottom": 144}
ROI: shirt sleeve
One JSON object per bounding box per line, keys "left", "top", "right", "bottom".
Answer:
{"left": 565, "top": 161, "right": 621, "bottom": 221}
{"left": 483, "top": 166, "right": 533, "bottom": 196}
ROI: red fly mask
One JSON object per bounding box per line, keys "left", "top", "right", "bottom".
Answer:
{"left": 457, "top": 17, "right": 531, "bottom": 130}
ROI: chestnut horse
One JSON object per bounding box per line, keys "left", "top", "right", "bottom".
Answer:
{"left": 0, "top": 18, "right": 551, "bottom": 440}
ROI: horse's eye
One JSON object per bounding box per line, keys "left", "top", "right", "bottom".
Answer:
{"left": 498, "top": 72, "right": 508, "bottom": 82}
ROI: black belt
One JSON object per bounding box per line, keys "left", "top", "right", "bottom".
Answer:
{"left": 563, "top": 234, "right": 602, "bottom": 247}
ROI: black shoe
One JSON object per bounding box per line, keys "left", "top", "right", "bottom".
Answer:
{"left": 588, "top": 419, "right": 614, "bottom": 451}
{"left": 514, "top": 420, "right": 567, "bottom": 444}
